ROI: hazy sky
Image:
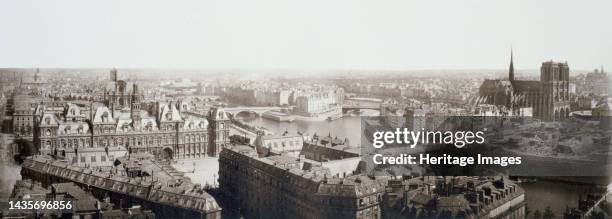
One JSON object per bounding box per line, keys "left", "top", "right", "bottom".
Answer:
{"left": 1, "top": 0, "right": 610, "bottom": 70}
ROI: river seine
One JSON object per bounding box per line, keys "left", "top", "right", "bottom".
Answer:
{"left": 237, "top": 113, "right": 608, "bottom": 217}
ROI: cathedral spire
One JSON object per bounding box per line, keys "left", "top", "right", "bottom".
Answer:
{"left": 509, "top": 49, "right": 515, "bottom": 81}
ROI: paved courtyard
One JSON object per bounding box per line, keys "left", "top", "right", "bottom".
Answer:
{"left": 172, "top": 157, "right": 220, "bottom": 187}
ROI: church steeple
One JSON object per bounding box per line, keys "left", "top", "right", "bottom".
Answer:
{"left": 509, "top": 49, "right": 515, "bottom": 81}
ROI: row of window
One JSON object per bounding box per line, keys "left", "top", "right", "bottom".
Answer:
{"left": 45, "top": 133, "right": 210, "bottom": 149}
{"left": 15, "top": 116, "right": 33, "bottom": 121}
{"left": 266, "top": 140, "right": 302, "bottom": 149}
{"left": 77, "top": 154, "right": 114, "bottom": 163}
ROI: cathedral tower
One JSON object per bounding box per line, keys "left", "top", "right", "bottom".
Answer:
{"left": 539, "top": 61, "right": 570, "bottom": 120}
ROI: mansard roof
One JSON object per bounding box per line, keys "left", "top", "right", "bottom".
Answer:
{"left": 92, "top": 106, "right": 115, "bottom": 124}
{"left": 183, "top": 117, "right": 208, "bottom": 130}
{"left": 224, "top": 146, "right": 385, "bottom": 198}
{"left": 40, "top": 112, "right": 60, "bottom": 127}
{"left": 141, "top": 117, "right": 159, "bottom": 130}
{"left": 209, "top": 107, "right": 229, "bottom": 120}
{"left": 64, "top": 103, "right": 81, "bottom": 118}
{"left": 115, "top": 119, "right": 133, "bottom": 132}
{"left": 158, "top": 102, "right": 183, "bottom": 122}
{"left": 22, "top": 156, "right": 221, "bottom": 213}
{"left": 114, "top": 110, "right": 159, "bottom": 132}
{"left": 57, "top": 121, "right": 90, "bottom": 135}
{"left": 317, "top": 175, "right": 386, "bottom": 198}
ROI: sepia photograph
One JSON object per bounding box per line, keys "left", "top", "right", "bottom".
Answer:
{"left": 0, "top": 0, "right": 611, "bottom": 218}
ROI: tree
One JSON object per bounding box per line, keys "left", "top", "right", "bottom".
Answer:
{"left": 590, "top": 211, "right": 605, "bottom": 219}
{"left": 542, "top": 206, "right": 555, "bottom": 219}
{"left": 532, "top": 209, "right": 542, "bottom": 219}
{"left": 525, "top": 205, "right": 531, "bottom": 218}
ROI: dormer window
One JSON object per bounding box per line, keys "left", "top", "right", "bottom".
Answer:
{"left": 102, "top": 112, "right": 109, "bottom": 123}
{"left": 45, "top": 117, "right": 51, "bottom": 125}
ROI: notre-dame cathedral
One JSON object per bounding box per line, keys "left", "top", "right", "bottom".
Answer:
{"left": 477, "top": 51, "right": 571, "bottom": 120}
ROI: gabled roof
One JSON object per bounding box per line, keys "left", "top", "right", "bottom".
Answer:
{"left": 511, "top": 80, "right": 541, "bottom": 93}
{"left": 479, "top": 79, "right": 499, "bottom": 91}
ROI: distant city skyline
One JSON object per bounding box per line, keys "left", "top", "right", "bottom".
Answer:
{"left": 1, "top": 0, "right": 611, "bottom": 70}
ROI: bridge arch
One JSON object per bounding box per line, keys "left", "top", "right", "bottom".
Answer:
{"left": 232, "top": 110, "right": 264, "bottom": 117}
{"left": 161, "top": 147, "right": 173, "bottom": 160}
{"left": 224, "top": 107, "right": 283, "bottom": 117}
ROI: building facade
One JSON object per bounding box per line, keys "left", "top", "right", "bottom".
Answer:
{"left": 295, "top": 92, "right": 338, "bottom": 116}
{"left": 477, "top": 51, "right": 570, "bottom": 120}
{"left": 254, "top": 132, "right": 304, "bottom": 157}
{"left": 382, "top": 176, "right": 525, "bottom": 218}
{"left": 33, "top": 71, "right": 230, "bottom": 166}
{"left": 219, "top": 146, "right": 385, "bottom": 219}
{"left": 20, "top": 156, "right": 221, "bottom": 219}
{"left": 35, "top": 101, "right": 230, "bottom": 166}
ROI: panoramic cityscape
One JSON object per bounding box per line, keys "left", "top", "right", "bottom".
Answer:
{"left": 0, "top": 52, "right": 611, "bottom": 218}
{"left": 1, "top": 0, "right": 612, "bottom": 218}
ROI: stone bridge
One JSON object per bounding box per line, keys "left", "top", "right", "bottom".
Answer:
{"left": 224, "top": 106, "right": 284, "bottom": 116}
{"left": 341, "top": 105, "right": 380, "bottom": 113}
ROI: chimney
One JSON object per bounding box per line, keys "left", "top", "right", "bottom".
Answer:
{"left": 89, "top": 102, "right": 94, "bottom": 122}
